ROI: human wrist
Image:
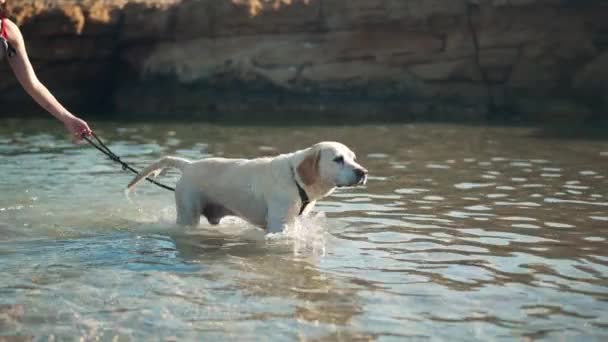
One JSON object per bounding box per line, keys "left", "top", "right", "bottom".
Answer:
{"left": 56, "top": 111, "right": 75, "bottom": 124}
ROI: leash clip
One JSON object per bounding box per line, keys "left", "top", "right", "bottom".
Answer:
{"left": 0, "top": 17, "right": 15, "bottom": 58}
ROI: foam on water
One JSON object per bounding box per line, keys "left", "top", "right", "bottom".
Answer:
{"left": 126, "top": 184, "right": 329, "bottom": 256}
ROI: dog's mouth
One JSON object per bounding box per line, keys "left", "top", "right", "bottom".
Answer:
{"left": 338, "top": 175, "right": 367, "bottom": 187}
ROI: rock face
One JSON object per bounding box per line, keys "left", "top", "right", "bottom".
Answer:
{"left": 1, "top": 0, "right": 607, "bottom": 122}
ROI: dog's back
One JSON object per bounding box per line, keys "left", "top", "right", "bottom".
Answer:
{"left": 178, "top": 156, "right": 292, "bottom": 225}
{"left": 128, "top": 154, "right": 295, "bottom": 227}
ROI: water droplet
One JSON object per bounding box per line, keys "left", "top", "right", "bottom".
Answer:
{"left": 423, "top": 196, "right": 445, "bottom": 201}
{"left": 454, "top": 182, "right": 496, "bottom": 190}
{"left": 395, "top": 188, "right": 429, "bottom": 195}
{"left": 427, "top": 164, "right": 450, "bottom": 169}
{"left": 545, "top": 222, "right": 575, "bottom": 228}
{"left": 465, "top": 205, "right": 492, "bottom": 211}
{"left": 487, "top": 194, "right": 508, "bottom": 198}
{"left": 367, "top": 153, "right": 388, "bottom": 159}
{"left": 512, "top": 224, "right": 540, "bottom": 229}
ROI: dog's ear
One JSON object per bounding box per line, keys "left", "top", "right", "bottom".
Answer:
{"left": 297, "top": 149, "right": 321, "bottom": 186}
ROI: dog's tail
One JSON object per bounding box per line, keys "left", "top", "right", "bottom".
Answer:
{"left": 127, "top": 156, "right": 191, "bottom": 191}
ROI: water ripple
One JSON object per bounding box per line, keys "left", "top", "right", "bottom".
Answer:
{"left": 1, "top": 121, "right": 607, "bottom": 340}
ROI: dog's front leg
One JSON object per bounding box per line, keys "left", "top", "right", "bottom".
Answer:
{"left": 266, "top": 219, "right": 287, "bottom": 234}
{"left": 265, "top": 200, "right": 296, "bottom": 234}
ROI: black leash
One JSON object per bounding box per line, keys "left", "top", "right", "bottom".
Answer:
{"left": 83, "top": 132, "right": 175, "bottom": 192}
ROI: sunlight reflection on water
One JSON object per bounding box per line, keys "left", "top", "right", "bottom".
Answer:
{"left": 1, "top": 120, "right": 607, "bottom": 340}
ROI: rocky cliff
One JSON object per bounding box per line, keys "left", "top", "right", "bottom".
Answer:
{"left": 1, "top": 0, "right": 607, "bottom": 123}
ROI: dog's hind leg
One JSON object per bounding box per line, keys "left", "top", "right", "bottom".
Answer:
{"left": 175, "top": 188, "right": 202, "bottom": 226}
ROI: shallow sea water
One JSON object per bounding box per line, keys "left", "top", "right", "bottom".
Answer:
{"left": 1, "top": 119, "right": 607, "bottom": 340}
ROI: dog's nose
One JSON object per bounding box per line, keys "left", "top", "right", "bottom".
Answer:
{"left": 354, "top": 168, "right": 368, "bottom": 181}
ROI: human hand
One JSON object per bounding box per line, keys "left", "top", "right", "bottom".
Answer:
{"left": 63, "top": 115, "right": 92, "bottom": 143}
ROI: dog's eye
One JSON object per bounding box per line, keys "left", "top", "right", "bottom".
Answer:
{"left": 333, "top": 156, "right": 344, "bottom": 164}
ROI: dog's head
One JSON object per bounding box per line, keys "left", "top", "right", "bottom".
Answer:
{"left": 297, "top": 142, "right": 367, "bottom": 192}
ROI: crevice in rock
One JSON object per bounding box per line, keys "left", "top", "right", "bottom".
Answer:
{"left": 466, "top": 2, "right": 496, "bottom": 119}
{"left": 96, "top": 10, "right": 126, "bottom": 114}
{"left": 317, "top": 0, "right": 328, "bottom": 33}
{"left": 207, "top": 0, "right": 218, "bottom": 39}
{"left": 502, "top": 43, "right": 525, "bottom": 117}
{"left": 166, "top": 4, "right": 179, "bottom": 37}
{"left": 438, "top": 33, "right": 448, "bottom": 53}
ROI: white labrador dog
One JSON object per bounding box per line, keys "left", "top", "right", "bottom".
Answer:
{"left": 127, "top": 142, "right": 367, "bottom": 233}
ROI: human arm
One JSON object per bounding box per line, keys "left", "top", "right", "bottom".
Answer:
{"left": 4, "top": 18, "right": 91, "bottom": 141}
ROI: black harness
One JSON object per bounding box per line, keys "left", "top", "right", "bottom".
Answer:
{"left": 295, "top": 179, "right": 310, "bottom": 215}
